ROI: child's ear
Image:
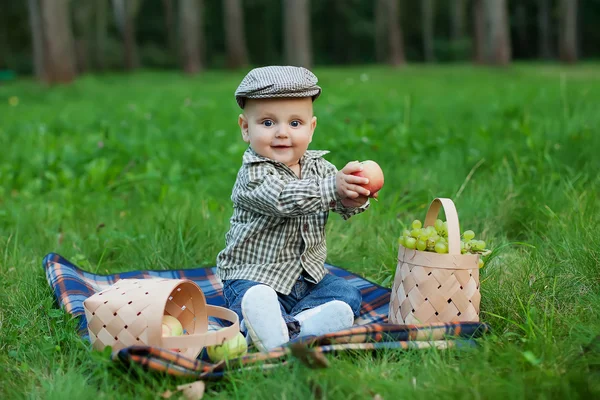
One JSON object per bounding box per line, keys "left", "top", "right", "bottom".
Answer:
{"left": 239, "top": 114, "right": 250, "bottom": 143}
{"left": 309, "top": 116, "right": 317, "bottom": 143}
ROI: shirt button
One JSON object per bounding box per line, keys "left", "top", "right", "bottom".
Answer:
{"left": 329, "top": 200, "right": 336, "bottom": 208}
{"left": 303, "top": 223, "right": 309, "bottom": 232}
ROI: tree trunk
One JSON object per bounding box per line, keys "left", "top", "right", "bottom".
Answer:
{"left": 559, "top": 0, "right": 578, "bottom": 63}
{"left": 386, "top": 0, "right": 405, "bottom": 66}
{"left": 28, "top": 0, "right": 45, "bottom": 79}
{"left": 224, "top": 0, "right": 249, "bottom": 69}
{"left": 451, "top": 0, "right": 466, "bottom": 43}
{"left": 179, "top": 0, "right": 203, "bottom": 74}
{"left": 472, "top": 0, "right": 485, "bottom": 64}
{"left": 113, "top": 0, "right": 141, "bottom": 70}
{"left": 374, "top": 0, "right": 387, "bottom": 63}
{"left": 73, "top": 2, "right": 94, "bottom": 73}
{"left": 537, "top": 0, "right": 552, "bottom": 60}
{"left": 283, "top": 0, "right": 312, "bottom": 68}
{"left": 95, "top": 0, "right": 108, "bottom": 71}
{"left": 483, "top": 0, "right": 511, "bottom": 66}
{"left": 162, "top": 0, "right": 177, "bottom": 62}
{"left": 40, "top": 0, "right": 77, "bottom": 83}
{"left": 421, "top": 0, "right": 435, "bottom": 62}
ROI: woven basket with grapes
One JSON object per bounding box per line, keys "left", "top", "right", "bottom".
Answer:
{"left": 388, "top": 198, "right": 490, "bottom": 324}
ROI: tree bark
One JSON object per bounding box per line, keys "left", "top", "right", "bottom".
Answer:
{"left": 224, "top": 0, "right": 249, "bottom": 69}
{"left": 179, "top": 0, "right": 203, "bottom": 74}
{"left": 40, "top": 0, "right": 77, "bottom": 83}
{"left": 95, "top": 0, "right": 108, "bottom": 71}
{"left": 483, "top": 0, "right": 511, "bottom": 66}
{"left": 559, "top": 0, "right": 578, "bottom": 63}
{"left": 537, "top": 0, "right": 552, "bottom": 60}
{"left": 162, "top": 0, "right": 177, "bottom": 61}
{"left": 113, "top": 0, "right": 141, "bottom": 70}
{"left": 283, "top": 0, "right": 312, "bottom": 68}
{"left": 387, "top": 0, "right": 405, "bottom": 66}
{"left": 421, "top": 0, "right": 435, "bottom": 62}
{"left": 472, "top": 0, "right": 485, "bottom": 64}
{"left": 28, "top": 0, "right": 45, "bottom": 79}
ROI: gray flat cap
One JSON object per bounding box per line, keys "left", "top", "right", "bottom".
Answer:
{"left": 235, "top": 66, "right": 322, "bottom": 108}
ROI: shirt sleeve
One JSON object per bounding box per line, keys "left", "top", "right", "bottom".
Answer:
{"left": 319, "top": 159, "right": 370, "bottom": 221}
{"left": 232, "top": 163, "right": 340, "bottom": 217}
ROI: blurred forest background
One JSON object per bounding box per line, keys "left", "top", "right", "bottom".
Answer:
{"left": 0, "top": 0, "right": 597, "bottom": 84}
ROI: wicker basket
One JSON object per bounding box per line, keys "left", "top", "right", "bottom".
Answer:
{"left": 388, "top": 198, "right": 481, "bottom": 324}
{"left": 83, "top": 278, "right": 239, "bottom": 358}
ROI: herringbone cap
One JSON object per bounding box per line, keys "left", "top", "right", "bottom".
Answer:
{"left": 235, "top": 66, "right": 322, "bottom": 108}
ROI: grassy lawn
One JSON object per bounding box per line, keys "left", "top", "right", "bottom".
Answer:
{"left": 1, "top": 64, "right": 599, "bottom": 399}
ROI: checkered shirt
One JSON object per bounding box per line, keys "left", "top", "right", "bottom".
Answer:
{"left": 216, "top": 147, "right": 369, "bottom": 294}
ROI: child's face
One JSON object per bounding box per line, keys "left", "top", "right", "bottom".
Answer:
{"left": 238, "top": 97, "right": 317, "bottom": 167}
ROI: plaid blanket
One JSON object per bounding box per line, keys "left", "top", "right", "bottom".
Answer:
{"left": 43, "top": 252, "right": 490, "bottom": 379}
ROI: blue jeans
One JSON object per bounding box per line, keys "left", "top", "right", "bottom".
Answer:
{"left": 222, "top": 273, "right": 362, "bottom": 339}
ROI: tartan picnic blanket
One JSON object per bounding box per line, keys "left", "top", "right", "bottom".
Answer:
{"left": 43, "top": 252, "right": 490, "bottom": 379}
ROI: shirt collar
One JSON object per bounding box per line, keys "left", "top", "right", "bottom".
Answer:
{"left": 242, "top": 146, "right": 330, "bottom": 166}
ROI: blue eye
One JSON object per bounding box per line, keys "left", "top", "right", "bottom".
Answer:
{"left": 263, "top": 120, "right": 273, "bottom": 127}
{"left": 290, "top": 120, "right": 300, "bottom": 127}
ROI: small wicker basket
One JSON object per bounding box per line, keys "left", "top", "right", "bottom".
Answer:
{"left": 83, "top": 278, "right": 239, "bottom": 358}
{"left": 388, "top": 198, "right": 481, "bottom": 324}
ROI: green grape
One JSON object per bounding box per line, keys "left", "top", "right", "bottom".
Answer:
{"left": 425, "top": 226, "right": 437, "bottom": 237}
{"left": 471, "top": 240, "right": 486, "bottom": 251}
{"left": 434, "top": 219, "right": 444, "bottom": 232}
{"left": 460, "top": 241, "right": 467, "bottom": 254}
{"left": 404, "top": 237, "right": 417, "bottom": 249}
{"left": 426, "top": 236, "right": 437, "bottom": 251}
{"left": 418, "top": 234, "right": 429, "bottom": 242}
{"left": 478, "top": 259, "right": 485, "bottom": 269}
{"left": 463, "top": 230, "right": 475, "bottom": 241}
{"left": 411, "top": 219, "right": 422, "bottom": 230}
{"left": 410, "top": 228, "right": 422, "bottom": 238}
{"left": 464, "top": 240, "right": 474, "bottom": 253}
{"left": 434, "top": 242, "right": 448, "bottom": 254}
{"left": 437, "top": 236, "right": 447, "bottom": 244}
{"left": 440, "top": 221, "right": 449, "bottom": 237}
{"left": 398, "top": 236, "right": 405, "bottom": 247}
{"left": 416, "top": 240, "right": 427, "bottom": 251}
{"left": 403, "top": 229, "right": 411, "bottom": 237}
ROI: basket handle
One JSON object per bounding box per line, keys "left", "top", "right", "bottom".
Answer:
{"left": 423, "top": 198, "right": 461, "bottom": 255}
{"left": 161, "top": 305, "right": 240, "bottom": 349}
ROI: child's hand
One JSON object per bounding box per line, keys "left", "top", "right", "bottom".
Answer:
{"left": 336, "top": 162, "right": 371, "bottom": 203}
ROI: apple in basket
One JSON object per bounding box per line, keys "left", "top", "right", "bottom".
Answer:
{"left": 162, "top": 315, "right": 184, "bottom": 336}
{"left": 351, "top": 160, "right": 384, "bottom": 197}
{"left": 206, "top": 332, "right": 248, "bottom": 362}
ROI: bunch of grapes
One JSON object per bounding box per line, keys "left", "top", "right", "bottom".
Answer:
{"left": 398, "top": 219, "right": 489, "bottom": 268}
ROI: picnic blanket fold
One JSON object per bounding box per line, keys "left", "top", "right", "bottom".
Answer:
{"left": 43, "top": 252, "right": 490, "bottom": 379}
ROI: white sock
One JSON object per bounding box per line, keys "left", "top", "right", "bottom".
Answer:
{"left": 295, "top": 300, "right": 355, "bottom": 338}
{"left": 241, "top": 285, "right": 289, "bottom": 352}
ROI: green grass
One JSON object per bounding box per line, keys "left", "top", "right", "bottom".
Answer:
{"left": 1, "top": 64, "right": 600, "bottom": 399}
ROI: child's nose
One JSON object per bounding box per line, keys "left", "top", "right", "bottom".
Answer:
{"left": 275, "top": 126, "right": 289, "bottom": 138}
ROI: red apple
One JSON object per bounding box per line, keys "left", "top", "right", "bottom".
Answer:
{"left": 352, "top": 160, "right": 384, "bottom": 196}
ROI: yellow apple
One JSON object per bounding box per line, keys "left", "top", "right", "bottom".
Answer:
{"left": 206, "top": 332, "right": 248, "bottom": 362}
{"left": 162, "top": 315, "right": 183, "bottom": 336}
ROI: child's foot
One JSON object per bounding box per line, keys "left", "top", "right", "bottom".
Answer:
{"left": 295, "top": 300, "right": 355, "bottom": 338}
{"left": 241, "top": 285, "right": 289, "bottom": 352}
